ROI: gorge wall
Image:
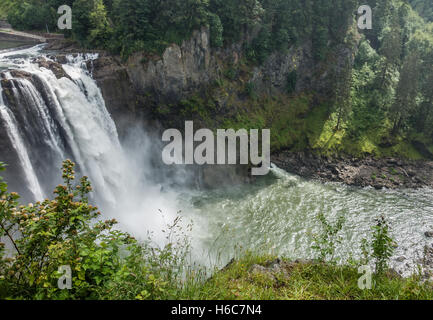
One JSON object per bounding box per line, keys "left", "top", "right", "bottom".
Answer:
{"left": 89, "top": 27, "right": 356, "bottom": 132}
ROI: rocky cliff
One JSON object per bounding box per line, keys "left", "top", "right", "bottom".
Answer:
{"left": 90, "top": 27, "right": 357, "bottom": 131}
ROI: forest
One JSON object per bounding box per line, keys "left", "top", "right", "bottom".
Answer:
{"left": 2, "top": 0, "right": 432, "bottom": 157}
{"left": 1, "top": 0, "right": 433, "bottom": 301}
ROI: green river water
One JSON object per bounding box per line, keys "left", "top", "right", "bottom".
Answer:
{"left": 178, "top": 165, "right": 433, "bottom": 276}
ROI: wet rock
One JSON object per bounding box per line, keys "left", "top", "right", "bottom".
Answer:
{"left": 33, "top": 57, "right": 71, "bottom": 80}
{"left": 91, "top": 55, "right": 142, "bottom": 137}
{"left": 250, "top": 259, "right": 291, "bottom": 281}
{"left": 271, "top": 151, "right": 433, "bottom": 189}
{"left": 8, "top": 70, "right": 33, "bottom": 80}
{"left": 55, "top": 55, "right": 68, "bottom": 64}
{"left": 425, "top": 231, "right": 433, "bottom": 238}
{"left": 395, "top": 256, "right": 406, "bottom": 263}
{"left": 385, "top": 268, "right": 402, "bottom": 279}
{"left": 44, "top": 39, "right": 80, "bottom": 51}
{"left": 423, "top": 245, "right": 433, "bottom": 267}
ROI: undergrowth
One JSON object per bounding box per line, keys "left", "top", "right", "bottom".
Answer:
{"left": 1, "top": 161, "right": 432, "bottom": 300}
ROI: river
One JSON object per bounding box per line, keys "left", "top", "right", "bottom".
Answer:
{"left": 0, "top": 45, "right": 432, "bottom": 277}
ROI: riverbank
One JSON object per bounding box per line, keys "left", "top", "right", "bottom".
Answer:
{"left": 0, "top": 28, "right": 45, "bottom": 43}
{"left": 187, "top": 254, "right": 433, "bottom": 300}
{"left": 8, "top": 42, "right": 433, "bottom": 191}
{"left": 273, "top": 151, "right": 433, "bottom": 189}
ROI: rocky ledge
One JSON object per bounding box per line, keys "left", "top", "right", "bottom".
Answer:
{"left": 272, "top": 151, "right": 433, "bottom": 189}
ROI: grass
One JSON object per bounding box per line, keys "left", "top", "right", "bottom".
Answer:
{"left": 167, "top": 70, "right": 428, "bottom": 159}
{"left": 153, "top": 53, "right": 432, "bottom": 160}
{"left": 187, "top": 253, "right": 433, "bottom": 300}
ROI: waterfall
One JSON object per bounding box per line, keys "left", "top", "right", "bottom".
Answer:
{"left": 0, "top": 45, "right": 186, "bottom": 246}
{"left": 0, "top": 47, "right": 134, "bottom": 207}
{"left": 0, "top": 86, "right": 44, "bottom": 200}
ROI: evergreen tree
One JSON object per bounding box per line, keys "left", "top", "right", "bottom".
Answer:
{"left": 391, "top": 52, "right": 420, "bottom": 133}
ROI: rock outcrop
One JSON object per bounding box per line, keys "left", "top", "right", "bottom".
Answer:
{"left": 91, "top": 55, "right": 138, "bottom": 135}
{"left": 117, "top": 27, "right": 355, "bottom": 107}
{"left": 125, "top": 27, "right": 219, "bottom": 104}
{"left": 272, "top": 151, "right": 433, "bottom": 189}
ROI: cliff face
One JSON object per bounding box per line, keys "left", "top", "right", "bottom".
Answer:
{"left": 126, "top": 27, "right": 217, "bottom": 104}
{"left": 92, "top": 26, "right": 356, "bottom": 130}
{"left": 90, "top": 56, "right": 138, "bottom": 136}
{"left": 124, "top": 27, "right": 354, "bottom": 102}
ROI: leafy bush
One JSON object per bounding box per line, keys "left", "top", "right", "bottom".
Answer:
{"left": 0, "top": 160, "right": 192, "bottom": 300}
{"left": 311, "top": 212, "right": 345, "bottom": 263}
{"left": 361, "top": 215, "right": 395, "bottom": 275}
{"left": 208, "top": 13, "right": 223, "bottom": 47}
{"left": 244, "top": 82, "right": 257, "bottom": 99}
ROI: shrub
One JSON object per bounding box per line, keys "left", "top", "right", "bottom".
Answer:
{"left": 208, "top": 13, "right": 223, "bottom": 47}
{"left": 371, "top": 215, "right": 395, "bottom": 275}
{"left": 311, "top": 212, "right": 345, "bottom": 263}
{"left": 360, "top": 215, "right": 395, "bottom": 277}
{"left": 0, "top": 160, "right": 190, "bottom": 300}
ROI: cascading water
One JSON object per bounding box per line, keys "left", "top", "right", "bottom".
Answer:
{"left": 0, "top": 45, "right": 432, "bottom": 277}
{"left": 0, "top": 86, "right": 44, "bottom": 200}
{"left": 0, "top": 45, "right": 184, "bottom": 246}
{"left": 0, "top": 49, "right": 124, "bottom": 204}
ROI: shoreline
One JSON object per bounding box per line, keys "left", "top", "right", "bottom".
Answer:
{"left": 272, "top": 151, "right": 433, "bottom": 189}
{"left": 3, "top": 43, "right": 432, "bottom": 191}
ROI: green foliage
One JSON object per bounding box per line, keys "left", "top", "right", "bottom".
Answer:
{"left": 361, "top": 215, "right": 395, "bottom": 276}
{"left": 223, "top": 66, "right": 238, "bottom": 80}
{"left": 0, "top": 160, "right": 130, "bottom": 299}
{"left": 208, "top": 13, "right": 223, "bottom": 47}
{"left": 2, "top": 0, "right": 359, "bottom": 61}
{"left": 0, "top": 160, "right": 194, "bottom": 300}
{"left": 196, "top": 253, "right": 433, "bottom": 300}
{"left": 311, "top": 212, "right": 345, "bottom": 263}
{"left": 210, "top": 0, "right": 264, "bottom": 42}
{"left": 286, "top": 70, "right": 297, "bottom": 95}
{"left": 244, "top": 82, "right": 257, "bottom": 99}
{"left": 371, "top": 216, "right": 395, "bottom": 275}
{"left": 409, "top": 0, "right": 433, "bottom": 22}
{"left": 246, "top": 25, "right": 272, "bottom": 64}
{"left": 3, "top": 0, "right": 433, "bottom": 156}
{"left": 72, "top": 0, "right": 112, "bottom": 48}
{"left": 0, "top": 163, "right": 432, "bottom": 300}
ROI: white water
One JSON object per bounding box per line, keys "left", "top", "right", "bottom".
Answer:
{"left": 1, "top": 46, "right": 432, "bottom": 277}
{"left": 0, "top": 45, "right": 182, "bottom": 245}
{"left": 0, "top": 86, "right": 44, "bottom": 200}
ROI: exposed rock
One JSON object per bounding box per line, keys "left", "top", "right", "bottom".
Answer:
{"left": 250, "top": 259, "right": 291, "bottom": 281}
{"left": 42, "top": 28, "right": 431, "bottom": 191}
{"left": 44, "top": 39, "right": 81, "bottom": 52}
{"left": 395, "top": 256, "right": 406, "bottom": 263}
{"left": 91, "top": 55, "right": 139, "bottom": 137}
{"left": 425, "top": 231, "right": 433, "bottom": 238}
{"left": 424, "top": 246, "right": 433, "bottom": 266}
{"left": 32, "top": 57, "right": 71, "bottom": 80}
{"left": 420, "top": 245, "right": 433, "bottom": 283}
{"left": 120, "top": 26, "right": 355, "bottom": 111}
{"left": 126, "top": 27, "right": 218, "bottom": 104}
{"left": 272, "top": 151, "right": 433, "bottom": 189}
{"left": 6, "top": 70, "right": 33, "bottom": 80}
{"left": 385, "top": 268, "right": 402, "bottom": 279}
